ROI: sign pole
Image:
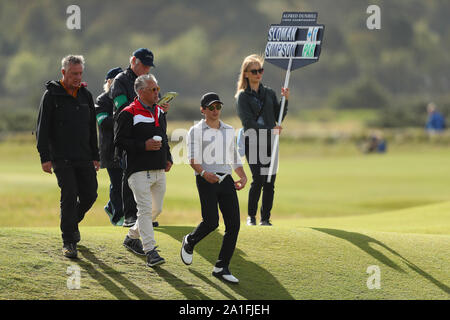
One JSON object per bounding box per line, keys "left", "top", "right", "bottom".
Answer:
{"left": 267, "top": 57, "right": 292, "bottom": 183}
{"left": 264, "top": 12, "right": 324, "bottom": 183}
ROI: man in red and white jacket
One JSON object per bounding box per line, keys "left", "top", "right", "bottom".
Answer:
{"left": 114, "top": 74, "right": 172, "bottom": 267}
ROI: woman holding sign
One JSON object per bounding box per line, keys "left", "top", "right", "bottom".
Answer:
{"left": 235, "top": 54, "right": 289, "bottom": 226}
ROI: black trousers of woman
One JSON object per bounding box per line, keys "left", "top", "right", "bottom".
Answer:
{"left": 245, "top": 133, "right": 276, "bottom": 222}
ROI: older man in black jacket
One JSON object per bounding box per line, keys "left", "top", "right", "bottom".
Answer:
{"left": 36, "top": 55, "right": 99, "bottom": 259}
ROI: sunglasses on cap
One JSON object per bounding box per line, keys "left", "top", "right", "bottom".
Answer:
{"left": 204, "top": 103, "right": 222, "bottom": 111}
{"left": 249, "top": 68, "right": 264, "bottom": 75}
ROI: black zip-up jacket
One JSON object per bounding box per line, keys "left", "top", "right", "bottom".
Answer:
{"left": 109, "top": 66, "right": 137, "bottom": 160}
{"left": 109, "top": 66, "right": 137, "bottom": 116}
{"left": 236, "top": 83, "right": 288, "bottom": 133}
{"left": 115, "top": 98, "right": 172, "bottom": 178}
{"left": 95, "top": 91, "right": 118, "bottom": 168}
{"left": 36, "top": 80, "right": 99, "bottom": 163}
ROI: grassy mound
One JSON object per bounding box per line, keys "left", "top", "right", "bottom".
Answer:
{"left": 1, "top": 205, "right": 448, "bottom": 300}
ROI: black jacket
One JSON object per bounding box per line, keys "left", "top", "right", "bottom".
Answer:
{"left": 115, "top": 98, "right": 172, "bottom": 178}
{"left": 36, "top": 80, "right": 99, "bottom": 163}
{"left": 236, "top": 83, "right": 288, "bottom": 132}
{"left": 109, "top": 66, "right": 137, "bottom": 116}
{"left": 95, "top": 91, "right": 118, "bottom": 168}
{"left": 109, "top": 66, "right": 138, "bottom": 160}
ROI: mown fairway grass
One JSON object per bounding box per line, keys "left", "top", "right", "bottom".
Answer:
{"left": 0, "top": 134, "right": 449, "bottom": 299}
{"left": 2, "top": 138, "right": 450, "bottom": 226}
{"left": 0, "top": 216, "right": 448, "bottom": 300}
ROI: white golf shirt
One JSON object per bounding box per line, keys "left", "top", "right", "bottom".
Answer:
{"left": 187, "top": 119, "right": 242, "bottom": 175}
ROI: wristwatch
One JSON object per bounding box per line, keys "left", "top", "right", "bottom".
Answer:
{"left": 200, "top": 170, "right": 206, "bottom": 177}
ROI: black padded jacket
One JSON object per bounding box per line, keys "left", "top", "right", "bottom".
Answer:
{"left": 36, "top": 80, "right": 99, "bottom": 163}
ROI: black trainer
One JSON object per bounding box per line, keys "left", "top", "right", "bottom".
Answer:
{"left": 259, "top": 220, "right": 272, "bottom": 226}
{"left": 247, "top": 216, "right": 256, "bottom": 226}
{"left": 62, "top": 243, "right": 78, "bottom": 259}
{"left": 146, "top": 247, "right": 165, "bottom": 267}
{"left": 123, "top": 235, "right": 145, "bottom": 255}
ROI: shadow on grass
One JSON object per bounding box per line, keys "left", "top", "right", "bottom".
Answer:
{"left": 158, "top": 225, "right": 294, "bottom": 300}
{"left": 77, "top": 245, "right": 153, "bottom": 299}
{"left": 131, "top": 253, "right": 214, "bottom": 300}
{"left": 188, "top": 269, "right": 238, "bottom": 300}
{"left": 153, "top": 266, "right": 212, "bottom": 300}
{"left": 312, "top": 228, "right": 450, "bottom": 294}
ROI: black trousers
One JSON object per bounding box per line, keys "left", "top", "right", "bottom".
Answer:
{"left": 188, "top": 175, "right": 240, "bottom": 268}
{"left": 245, "top": 136, "right": 276, "bottom": 221}
{"left": 53, "top": 160, "right": 98, "bottom": 244}
{"left": 106, "top": 167, "right": 124, "bottom": 224}
{"left": 246, "top": 162, "right": 276, "bottom": 221}
{"left": 119, "top": 156, "right": 137, "bottom": 222}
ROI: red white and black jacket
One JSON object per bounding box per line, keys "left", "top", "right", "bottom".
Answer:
{"left": 114, "top": 97, "right": 172, "bottom": 177}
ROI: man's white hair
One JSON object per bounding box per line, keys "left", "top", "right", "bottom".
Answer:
{"left": 134, "top": 74, "right": 158, "bottom": 95}
{"left": 61, "top": 55, "right": 85, "bottom": 70}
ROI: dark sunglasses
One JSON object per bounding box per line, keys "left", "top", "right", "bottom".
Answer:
{"left": 205, "top": 104, "right": 222, "bottom": 111}
{"left": 144, "top": 86, "right": 160, "bottom": 93}
{"left": 249, "top": 68, "right": 264, "bottom": 75}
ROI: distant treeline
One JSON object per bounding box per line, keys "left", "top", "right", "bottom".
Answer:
{"left": 1, "top": 0, "right": 449, "bottom": 131}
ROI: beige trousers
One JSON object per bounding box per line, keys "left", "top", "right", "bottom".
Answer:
{"left": 127, "top": 170, "right": 166, "bottom": 253}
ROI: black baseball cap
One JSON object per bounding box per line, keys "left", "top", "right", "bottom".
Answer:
{"left": 133, "top": 48, "right": 155, "bottom": 67}
{"left": 105, "top": 67, "right": 123, "bottom": 80}
{"left": 201, "top": 92, "right": 223, "bottom": 108}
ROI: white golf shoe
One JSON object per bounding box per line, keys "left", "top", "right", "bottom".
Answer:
{"left": 180, "top": 234, "right": 193, "bottom": 265}
{"left": 212, "top": 266, "right": 239, "bottom": 284}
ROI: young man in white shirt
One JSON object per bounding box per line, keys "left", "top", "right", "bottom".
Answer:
{"left": 181, "top": 92, "right": 247, "bottom": 283}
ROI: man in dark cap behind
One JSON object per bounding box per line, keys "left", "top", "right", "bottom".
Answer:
{"left": 110, "top": 48, "right": 168, "bottom": 228}
{"left": 95, "top": 67, "right": 124, "bottom": 226}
